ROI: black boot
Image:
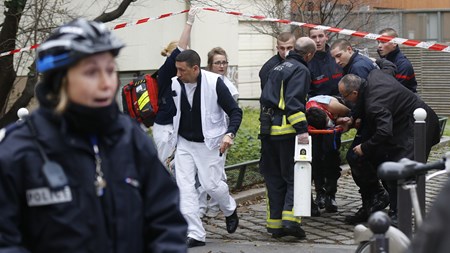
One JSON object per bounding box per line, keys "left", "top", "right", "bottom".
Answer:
{"left": 315, "top": 190, "right": 326, "bottom": 209}
{"left": 311, "top": 196, "right": 321, "bottom": 217}
{"left": 345, "top": 197, "right": 370, "bottom": 225}
{"left": 388, "top": 209, "right": 398, "bottom": 227}
{"left": 369, "top": 190, "right": 390, "bottom": 213}
{"left": 345, "top": 206, "right": 369, "bottom": 225}
{"left": 325, "top": 194, "right": 338, "bottom": 213}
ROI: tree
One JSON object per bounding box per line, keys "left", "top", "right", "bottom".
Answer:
{"left": 250, "top": 0, "right": 376, "bottom": 39}
{"left": 0, "top": 0, "right": 138, "bottom": 128}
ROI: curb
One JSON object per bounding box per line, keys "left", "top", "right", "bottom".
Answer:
{"left": 233, "top": 187, "right": 265, "bottom": 205}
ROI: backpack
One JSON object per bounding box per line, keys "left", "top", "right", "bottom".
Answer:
{"left": 121, "top": 72, "right": 159, "bottom": 127}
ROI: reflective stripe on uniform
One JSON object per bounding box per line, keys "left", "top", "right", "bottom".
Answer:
{"left": 270, "top": 115, "right": 296, "bottom": 135}
{"left": 278, "top": 81, "right": 285, "bottom": 110}
{"left": 287, "top": 111, "right": 306, "bottom": 125}
{"left": 282, "top": 210, "right": 302, "bottom": 223}
{"left": 266, "top": 190, "right": 283, "bottom": 229}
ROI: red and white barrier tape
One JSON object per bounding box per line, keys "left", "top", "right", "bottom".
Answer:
{"left": 2, "top": 7, "right": 450, "bottom": 58}
{"left": 201, "top": 7, "right": 450, "bottom": 52}
{"left": 0, "top": 9, "right": 188, "bottom": 58}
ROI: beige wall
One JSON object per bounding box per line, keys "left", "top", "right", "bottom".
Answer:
{"left": 373, "top": 0, "right": 450, "bottom": 9}
{"left": 111, "top": 2, "right": 239, "bottom": 71}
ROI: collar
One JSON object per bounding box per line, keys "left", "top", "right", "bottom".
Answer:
{"left": 343, "top": 50, "right": 359, "bottom": 74}
{"left": 286, "top": 51, "right": 308, "bottom": 66}
{"left": 385, "top": 46, "right": 400, "bottom": 62}
{"left": 32, "top": 107, "right": 125, "bottom": 152}
{"left": 313, "top": 44, "right": 331, "bottom": 59}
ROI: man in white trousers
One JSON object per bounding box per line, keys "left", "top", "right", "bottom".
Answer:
{"left": 170, "top": 49, "right": 242, "bottom": 248}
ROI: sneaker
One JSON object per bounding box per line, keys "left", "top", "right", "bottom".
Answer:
{"left": 325, "top": 194, "right": 338, "bottom": 213}
{"left": 315, "top": 191, "right": 326, "bottom": 209}
{"left": 345, "top": 207, "right": 369, "bottom": 225}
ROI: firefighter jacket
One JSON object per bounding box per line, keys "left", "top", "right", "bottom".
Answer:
{"left": 0, "top": 107, "right": 188, "bottom": 253}
{"left": 259, "top": 53, "right": 284, "bottom": 90}
{"left": 378, "top": 46, "right": 417, "bottom": 93}
{"left": 343, "top": 50, "right": 379, "bottom": 80}
{"left": 260, "top": 51, "right": 310, "bottom": 140}
{"left": 308, "top": 45, "right": 343, "bottom": 97}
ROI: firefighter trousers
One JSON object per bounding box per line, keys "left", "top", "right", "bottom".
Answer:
{"left": 259, "top": 137, "right": 301, "bottom": 234}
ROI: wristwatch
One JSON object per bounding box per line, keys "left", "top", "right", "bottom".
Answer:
{"left": 225, "top": 132, "right": 235, "bottom": 139}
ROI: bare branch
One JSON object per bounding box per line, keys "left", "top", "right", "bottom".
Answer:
{"left": 94, "top": 0, "right": 136, "bottom": 23}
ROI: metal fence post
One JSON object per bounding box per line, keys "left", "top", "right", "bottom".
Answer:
{"left": 414, "top": 108, "right": 427, "bottom": 220}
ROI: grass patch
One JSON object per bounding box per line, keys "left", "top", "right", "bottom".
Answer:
{"left": 225, "top": 107, "right": 264, "bottom": 189}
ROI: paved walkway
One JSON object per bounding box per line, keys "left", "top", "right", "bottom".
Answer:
{"left": 189, "top": 138, "right": 450, "bottom": 253}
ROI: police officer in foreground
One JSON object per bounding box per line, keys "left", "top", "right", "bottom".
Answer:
{"left": 0, "top": 18, "right": 187, "bottom": 253}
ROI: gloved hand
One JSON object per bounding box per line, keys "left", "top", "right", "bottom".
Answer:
{"left": 186, "top": 7, "right": 200, "bottom": 25}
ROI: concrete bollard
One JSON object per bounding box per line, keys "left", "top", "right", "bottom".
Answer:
{"left": 413, "top": 108, "right": 427, "bottom": 225}
{"left": 17, "top": 108, "right": 29, "bottom": 122}
{"left": 397, "top": 108, "right": 427, "bottom": 238}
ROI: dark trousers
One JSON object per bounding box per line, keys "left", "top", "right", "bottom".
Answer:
{"left": 260, "top": 137, "right": 299, "bottom": 233}
{"left": 346, "top": 134, "right": 385, "bottom": 203}
{"left": 311, "top": 133, "right": 342, "bottom": 196}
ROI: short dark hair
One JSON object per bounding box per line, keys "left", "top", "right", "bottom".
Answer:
{"left": 379, "top": 28, "right": 398, "bottom": 37}
{"left": 277, "top": 32, "right": 295, "bottom": 43}
{"left": 306, "top": 107, "right": 328, "bottom": 130}
{"left": 330, "top": 39, "right": 351, "bottom": 51}
{"left": 176, "top": 49, "right": 201, "bottom": 67}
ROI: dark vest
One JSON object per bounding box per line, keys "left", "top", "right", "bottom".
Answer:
{"left": 178, "top": 82, "right": 204, "bottom": 142}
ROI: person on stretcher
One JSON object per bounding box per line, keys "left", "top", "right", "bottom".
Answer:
{"left": 305, "top": 95, "right": 352, "bottom": 132}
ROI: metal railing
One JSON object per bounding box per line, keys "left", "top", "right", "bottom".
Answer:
{"left": 225, "top": 159, "right": 259, "bottom": 190}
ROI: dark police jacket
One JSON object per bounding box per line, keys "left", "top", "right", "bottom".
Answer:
{"left": 379, "top": 46, "right": 417, "bottom": 93}
{"left": 259, "top": 53, "right": 284, "bottom": 90}
{"left": 0, "top": 108, "right": 187, "bottom": 253}
{"left": 357, "top": 67, "right": 440, "bottom": 163}
{"left": 260, "top": 51, "right": 310, "bottom": 140}
{"left": 308, "top": 45, "right": 343, "bottom": 97}
{"left": 343, "top": 50, "right": 378, "bottom": 80}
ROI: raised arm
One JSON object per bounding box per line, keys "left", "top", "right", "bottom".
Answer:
{"left": 178, "top": 8, "right": 199, "bottom": 50}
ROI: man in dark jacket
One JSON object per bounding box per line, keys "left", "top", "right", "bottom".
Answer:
{"left": 377, "top": 28, "right": 417, "bottom": 93}
{"left": 308, "top": 29, "right": 344, "bottom": 215}
{"left": 330, "top": 39, "right": 389, "bottom": 225}
{"left": 339, "top": 69, "right": 440, "bottom": 225}
{"left": 259, "top": 37, "right": 316, "bottom": 239}
{"left": 259, "top": 32, "right": 296, "bottom": 90}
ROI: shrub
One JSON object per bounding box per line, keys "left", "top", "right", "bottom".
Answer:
{"left": 226, "top": 107, "right": 261, "bottom": 165}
